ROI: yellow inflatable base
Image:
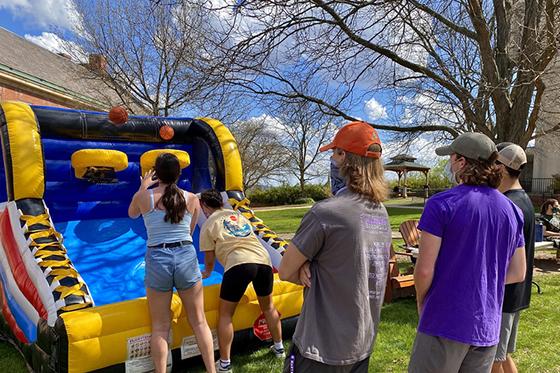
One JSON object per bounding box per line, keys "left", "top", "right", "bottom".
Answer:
{"left": 60, "top": 275, "right": 302, "bottom": 372}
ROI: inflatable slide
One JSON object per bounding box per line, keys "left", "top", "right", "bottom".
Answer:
{"left": 0, "top": 102, "right": 302, "bottom": 372}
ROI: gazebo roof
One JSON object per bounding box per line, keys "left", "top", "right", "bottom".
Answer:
{"left": 384, "top": 154, "right": 430, "bottom": 172}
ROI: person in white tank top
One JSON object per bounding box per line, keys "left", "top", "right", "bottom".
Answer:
{"left": 128, "top": 153, "right": 216, "bottom": 373}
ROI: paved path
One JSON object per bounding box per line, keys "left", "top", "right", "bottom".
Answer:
{"left": 385, "top": 205, "right": 425, "bottom": 210}
{"left": 272, "top": 231, "right": 403, "bottom": 241}
{"left": 253, "top": 204, "right": 312, "bottom": 212}
{"left": 253, "top": 203, "right": 425, "bottom": 212}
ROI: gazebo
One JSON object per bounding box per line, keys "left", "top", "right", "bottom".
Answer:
{"left": 384, "top": 154, "right": 431, "bottom": 198}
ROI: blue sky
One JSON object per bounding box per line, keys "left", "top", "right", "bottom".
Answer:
{"left": 0, "top": 0, "right": 442, "bottom": 169}
{"left": 0, "top": 0, "right": 78, "bottom": 34}
{"left": 0, "top": 0, "right": 392, "bottom": 122}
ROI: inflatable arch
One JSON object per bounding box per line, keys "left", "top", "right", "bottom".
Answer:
{"left": 0, "top": 102, "right": 302, "bottom": 372}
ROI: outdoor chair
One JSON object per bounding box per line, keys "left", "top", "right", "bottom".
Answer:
{"left": 384, "top": 245, "right": 416, "bottom": 303}
{"left": 399, "top": 219, "right": 420, "bottom": 263}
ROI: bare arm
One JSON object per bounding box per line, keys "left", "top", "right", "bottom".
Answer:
{"left": 187, "top": 192, "right": 200, "bottom": 233}
{"left": 544, "top": 230, "right": 560, "bottom": 238}
{"left": 414, "top": 231, "right": 442, "bottom": 315}
{"left": 128, "top": 192, "right": 142, "bottom": 219}
{"left": 278, "top": 242, "right": 308, "bottom": 284}
{"left": 505, "top": 247, "right": 526, "bottom": 284}
{"left": 202, "top": 250, "right": 215, "bottom": 279}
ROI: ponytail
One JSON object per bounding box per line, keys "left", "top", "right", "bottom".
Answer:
{"left": 161, "top": 183, "right": 187, "bottom": 224}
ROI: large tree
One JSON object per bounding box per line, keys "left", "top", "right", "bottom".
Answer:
{"left": 272, "top": 99, "right": 335, "bottom": 193}
{"left": 69, "top": 0, "right": 215, "bottom": 116}
{"left": 229, "top": 116, "right": 290, "bottom": 191}
{"left": 191, "top": 0, "right": 560, "bottom": 147}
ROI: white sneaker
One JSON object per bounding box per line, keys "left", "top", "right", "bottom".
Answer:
{"left": 215, "top": 360, "right": 233, "bottom": 373}
{"left": 270, "top": 345, "right": 286, "bottom": 359}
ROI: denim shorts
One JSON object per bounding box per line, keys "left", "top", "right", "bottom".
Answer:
{"left": 144, "top": 244, "right": 202, "bottom": 292}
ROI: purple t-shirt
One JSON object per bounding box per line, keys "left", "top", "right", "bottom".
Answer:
{"left": 418, "top": 184, "right": 524, "bottom": 346}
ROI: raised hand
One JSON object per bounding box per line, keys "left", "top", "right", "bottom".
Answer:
{"left": 140, "top": 169, "right": 158, "bottom": 190}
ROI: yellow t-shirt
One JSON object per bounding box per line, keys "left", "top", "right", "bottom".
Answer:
{"left": 199, "top": 209, "right": 271, "bottom": 272}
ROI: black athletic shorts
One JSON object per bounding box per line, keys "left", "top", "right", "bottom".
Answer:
{"left": 220, "top": 263, "right": 273, "bottom": 302}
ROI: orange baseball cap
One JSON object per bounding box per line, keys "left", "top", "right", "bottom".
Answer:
{"left": 319, "top": 121, "right": 382, "bottom": 158}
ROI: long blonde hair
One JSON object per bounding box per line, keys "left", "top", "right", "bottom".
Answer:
{"left": 339, "top": 144, "right": 388, "bottom": 203}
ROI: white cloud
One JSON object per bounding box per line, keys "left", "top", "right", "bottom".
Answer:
{"left": 0, "top": 0, "right": 80, "bottom": 31}
{"left": 247, "top": 114, "right": 284, "bottom": 133}
{"left": 364, "top": 97, "right": 388, "bottom": 121}
{"left": 24, "top": 32, "right": 87, "bottom": 63}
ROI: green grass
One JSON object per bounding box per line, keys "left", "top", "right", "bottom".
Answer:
{"left": 5, "top": 275, "right": 557, "bottom": 372}
{"left": 385, "top": 207, "right": 422, "bottom": 231}
{"left": 0, "top": 340, "right": 27, "bottom": 372}
{"left": 0, "top": 204, "right": 422, "bottom": 371}
{"left": 254, "top": 206, "right": 311, "bottom": 234}
{"left": 384, "top": 198, "right": 426, "bottom": 207}
{"left": 255, "top": 206, "right": 423, "bottom": 235}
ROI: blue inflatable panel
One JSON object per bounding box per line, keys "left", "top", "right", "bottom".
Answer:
{"left": 56, "top": 217, "right": 223, "bottom": 306}
{"left": 41, "top": 139, "right": 196, "bottom": 221}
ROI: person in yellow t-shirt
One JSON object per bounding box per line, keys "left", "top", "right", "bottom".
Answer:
{"left": 199, "top": 189, "right": 284, "bottom": 373}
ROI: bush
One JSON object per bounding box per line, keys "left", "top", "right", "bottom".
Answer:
{"left": 248, "top": 184, "right": 329, "bottom": 206}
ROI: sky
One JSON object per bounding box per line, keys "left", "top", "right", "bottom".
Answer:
{"left": 0, "top": 0, "right": 443, "bottom": 171}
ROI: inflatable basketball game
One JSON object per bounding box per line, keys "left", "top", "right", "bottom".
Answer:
{"left": 0, "top": 102, "right": 302, "bottom": 372}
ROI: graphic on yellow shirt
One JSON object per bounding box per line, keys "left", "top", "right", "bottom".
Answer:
{"left": 223, "top": 213, "right": 252, "bottom": 237}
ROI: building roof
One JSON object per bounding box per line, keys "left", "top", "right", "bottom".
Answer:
{"left": 385, "top": 154, "right": 430, "bottom": 172}
{"left": 0, "top": 27, "right": 146, "bottom": 112}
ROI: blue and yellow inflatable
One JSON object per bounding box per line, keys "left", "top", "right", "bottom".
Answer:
{"left": 0, "top": 102, "right": 302, "bottom": 372}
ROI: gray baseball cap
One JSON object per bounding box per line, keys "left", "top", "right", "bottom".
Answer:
{"left": 435, "top": 132, "right": 497, "bottom": 161}
{"left": 497, "top": 143, "right": 527, "bottom": 171}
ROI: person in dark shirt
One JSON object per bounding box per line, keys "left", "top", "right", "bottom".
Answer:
{"left": 492, "top": 143, "right": 535, "bottom": 373}
{"left": 539, "top": 199, "right": 560, "bottom": 238}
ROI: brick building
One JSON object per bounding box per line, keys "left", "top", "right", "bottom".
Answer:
{"left": 0, "top": 26, "right": 145, "bottom": 112}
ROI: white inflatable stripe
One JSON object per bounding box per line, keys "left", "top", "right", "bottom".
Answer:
{"left": 7, "top": 202, "right": 58, "bottom": 326}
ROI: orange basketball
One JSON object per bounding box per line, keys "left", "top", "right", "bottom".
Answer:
{"left": 159, "top": 125, "right": 174, "bottom": 140}
{"left": 108, "top": 106, "right": 128, "bottom": 125}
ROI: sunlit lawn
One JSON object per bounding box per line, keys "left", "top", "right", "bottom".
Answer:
{"left": 5, "top": 274, "right": 557, "bottom": 372}
{"left": 7, "top": 204, "right": 558, "bottom": 372}
{"left": 255, "top": 205, "right": 423, "bottom": 234}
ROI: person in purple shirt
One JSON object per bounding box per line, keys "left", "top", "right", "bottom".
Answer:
{"left": 408, "top": 133, "right": 527, "bottom": 373}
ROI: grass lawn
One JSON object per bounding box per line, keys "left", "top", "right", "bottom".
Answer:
{"left": 0, "top": 340, "right": 27, "bottom": 372}
{"left": 8, "top": 203, "right": 556, "bottom": 371}
{"left": 254, "top": 206, "right": 311, "bottom": 234}
{"left": 384, "top": 198, "right": 426, "bottom": 207}
{"left": 255, "top": 206, "right": 423, "bottom": 234}
{"left": 4, "top": 274, "right": 558, "bottom": 372}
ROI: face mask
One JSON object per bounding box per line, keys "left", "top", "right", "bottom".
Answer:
{"left": 444, "top": 160, "right": 458, "bottom": 186}
{"left": 553, "top": 207, "right": 560, "bottom": 214}
{"left": 330, "top": 158, "right": 346, "bottom": 195}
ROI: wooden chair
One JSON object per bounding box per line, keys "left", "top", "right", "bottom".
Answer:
{"left": 399, "top": 219, "right": 420, "bottom": 262}
{"left": 384, "top": 245, "right": 416, "bottom": 303}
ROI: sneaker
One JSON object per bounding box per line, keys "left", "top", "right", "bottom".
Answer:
{"left": 270, "top": 345, "right": 286, "bottom": 359}
{"left": 215, "top": 360, "right": 233, "bottom": 373}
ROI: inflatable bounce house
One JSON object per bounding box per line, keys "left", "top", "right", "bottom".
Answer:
{"left": 0, "top": 102, "right": 302, "bottom": 372}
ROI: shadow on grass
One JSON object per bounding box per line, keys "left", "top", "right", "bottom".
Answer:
{"left": 533, "top": 257, "right": 560, "bottom": 275}
{"left": 380, "top": 298, "right": 418, "bottom": 327}
{"left": 174, "top": 318, "right": 298, "bottom": 372}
